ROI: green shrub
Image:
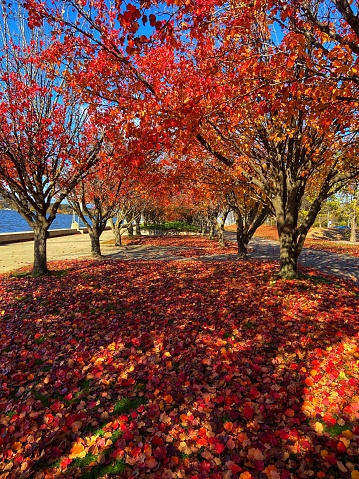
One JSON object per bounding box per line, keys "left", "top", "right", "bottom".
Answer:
{"left": 142, "top": 221, "right": 199, "bottom": 232}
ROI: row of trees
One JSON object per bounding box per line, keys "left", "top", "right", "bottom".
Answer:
{"left": 1, "top": 0, "right": 359, "bottom": 277}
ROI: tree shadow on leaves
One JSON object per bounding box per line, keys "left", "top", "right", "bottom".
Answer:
{"left": 0, "top": 259, "right": 358, "bottom": 479}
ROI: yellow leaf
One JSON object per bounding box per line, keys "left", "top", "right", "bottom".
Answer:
{"left": 314, "top": 422, "right": 324, "bottom": 434}
{"left": 178, "top": 441, "right": 192, "bottom": 455}
{"left": 320, "top": 449, "right": 328, "bottom": 459}
{"left": 342, "top": 430, "right": 353, "bottom": 440}
{"left": 70, "top": 442, "right": 86, "bottom": 458}
{"left": 340, "top": 437, "right": 350, "bottom": 448}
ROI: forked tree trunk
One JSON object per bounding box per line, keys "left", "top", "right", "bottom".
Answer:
{"left": 33, "top": 225, "right": 49, "bottom": 275}
{"left": 231, "top": 204, "right": 268, "bottom": 259}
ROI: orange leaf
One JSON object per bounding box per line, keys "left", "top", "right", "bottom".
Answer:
{"left": 70, "top": 442, "right": 86, "bottom": 458}
{"left": 304, "top": 377, "right": 314, "bottom": 386}
{"left": 163, "top": 394, "right": 173, "bottom": 404}
{"left": 223, "top": 421, "right": 233, "bottom": 432}
{"left": 12, "top": 442, "right": 22, "bottom": 452}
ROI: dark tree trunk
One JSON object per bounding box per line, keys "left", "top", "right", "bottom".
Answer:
{"left": 33, "top": 225, "right": 49, "bottom": 275}
{"left": 234, "top": 212, "right": 249, "bottom": 259}
{"left": 231, "top": 203, "right": 268, "bottom": 259}
{"left": 89, "top": 229, "right": 102, "bottom": 257}
{"left": 135, "top": 216, "right": 141, "bottom": 235}
{"left": 273, "top": 188, "right": 306, "bottom": 279}
{"left": 274, "top": 193, "right": 300, "bottom": 279}
{"left": 236, "top": 233, "right": 249, "bottom": 258}
{"left": 277, "top": 226, "right": 299, "bottom": 279}
{"left": 126, "top": 214, "right": 134, "bottom": 237}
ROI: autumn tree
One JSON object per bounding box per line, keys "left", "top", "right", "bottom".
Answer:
{"left": 68, "top": 154, "right": 139, "bottom": 257}
{"left": 195, "top": 65, "right": 359, "bottom": 277}
{"left": 0, "top": 2, "right": 104, "bottom": 275}
{"left": 25, "top": 1, "right": 359, "bottom": 278}
{"left": 192, "top": 155, "right": 270, "bottom": 255}
{"left": 148, "top": 13, "right": 359, "bottom": 277}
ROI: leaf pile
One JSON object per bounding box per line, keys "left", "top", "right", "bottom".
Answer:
{"left": 1, "top": 242, "right": 359, "bottom": 479}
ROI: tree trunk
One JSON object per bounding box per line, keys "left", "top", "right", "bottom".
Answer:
{"left": 236, "top": 233, "right": 249, "bottom": 258}
{"left": 33, "top": 225, "right": 49, "bottom": 275}
{"left": 277, "top": 225, "right": 298, "bottom": 279}
{"left": 126, "top": 214, "right": 134, "bottom": 237}
{"left": 135, "top": 216, "right": 141, "bottom": 235}
{"left": 350, "top": 194, "right": 357, "bottom": 242}
{"left": 216, "top": 211, "right": 228, "bottom": 247}
{"left": 209, "top": 221, "right": 216, "bottom": 240}
{"left": 272, "top": 188, "right": 303, "bottom": 279}
{"left": 233, "top": 212, "right": 249, "bottom": 259}
{"left": 89, "top": 230, "right": 102, "bottom": 257}
{"left": 114, "top": 226, "right": 122, "bottom": 246}
{"left": 350, "top": 209, "right": 357, "bottom": 242}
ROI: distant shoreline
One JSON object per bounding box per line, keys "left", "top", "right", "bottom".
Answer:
{"left": 0, "top": 210, "right": 87, "bottom": 234}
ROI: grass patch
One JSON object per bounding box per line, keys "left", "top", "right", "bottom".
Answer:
{"left": 79, "top": 458, "right": 125, "bottom": 479}
{"left": 322, "top": 421, "right": 351, "bottom": 437}
{"left": 113, "top": 396, "right": 146, "bottom": 415}
{"left": 142, "top": 221, "right": 199, "bottom": 232}
{"left": 243, "top": 320, "right": 256, "bottom": 329}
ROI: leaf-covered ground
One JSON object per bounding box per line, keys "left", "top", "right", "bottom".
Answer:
{"left": 1, "top": 236, "right": 359, "bottom": 479}
{"left": 126, "top": 236, "right": 239, "bottom": 257}
{"left": 252, "top": 226, "right": 359, "bottom": 257}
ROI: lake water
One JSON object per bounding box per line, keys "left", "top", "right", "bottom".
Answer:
{"left": 0, "top": 210, "right": 87, "bottom": 233}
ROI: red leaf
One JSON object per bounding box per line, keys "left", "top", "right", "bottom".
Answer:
{"left": 243, "top": 404, "right": 254, "bottom": 420}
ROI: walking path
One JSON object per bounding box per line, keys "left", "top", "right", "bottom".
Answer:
{"left": 247, "top": 236, "right": 359, "bottom": 283}
{"left": 0, "top": 229, "right": 358, "bottom": 283}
